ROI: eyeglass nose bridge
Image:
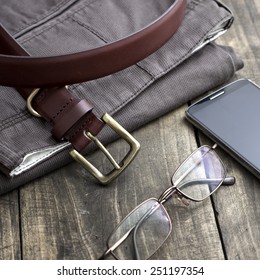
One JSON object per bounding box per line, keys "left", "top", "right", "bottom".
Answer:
{"left": 158, "top": 186, "right": 190, "bottom": 206}
{"left": 158, "top": 185, "right": 177, "bottom": 203}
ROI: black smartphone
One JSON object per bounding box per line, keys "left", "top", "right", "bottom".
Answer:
{"left": 186, "top": 79, "right": 260, "bottom": 178}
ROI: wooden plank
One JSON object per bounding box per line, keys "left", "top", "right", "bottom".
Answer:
{"left": 142, "top": 107, "right": 225, "bottom": 260}
{"left": 19, "top": 106, "right": 225, "bottom": 259}
{"left": 206, "top": 138, "right": 260, "bottom": 259}
{"left": 0, "top": 190, "right": 21, "bottom": 259}
{"left": 2, "top": 0, "right": 260, "bottom": 261}
{"left": 196, "top": 0, "right": 260, "bottom": 259}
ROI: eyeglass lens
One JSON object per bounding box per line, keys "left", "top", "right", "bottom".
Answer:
{"left": 107, "top": 198, "right": 171, "bottom": 260}
{"left": 104, "top": 146, "right": 226, "bottom": 260}
{"left": 172, "top": 146, "right": 225, "bottom": 201}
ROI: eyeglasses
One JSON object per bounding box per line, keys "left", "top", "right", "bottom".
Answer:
{"left": 99, "top": 144, "right": 235, "bottom": 260}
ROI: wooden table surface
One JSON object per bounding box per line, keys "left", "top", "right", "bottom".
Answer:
{"left": 0, "top": 0, "right": 260, "bottom": 260}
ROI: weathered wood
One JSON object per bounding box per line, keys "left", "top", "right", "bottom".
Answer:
{"left": 144, "top": 109, "right": 225, "bottom": 260}
{"left": 0, "top": 190, "right": 21, "bottom": 259}
{"left": 19, "top": 106, "right": 225, "bottom": 260}
{"left": 0, "top": 0, "right": 260, "bottom": 260}
{"left": 199, "top": 0, "right": 260, "bottom": 259}
{"left": 208, "top": 143, "right": 260, "bottom": 259}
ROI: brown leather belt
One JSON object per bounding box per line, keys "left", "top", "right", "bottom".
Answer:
{"left": 0, "top": 0, "right": 186, "bottom": 183}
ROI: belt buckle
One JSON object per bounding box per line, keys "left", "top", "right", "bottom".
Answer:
{"left": 69, "top": 113, "right": 140, "bottom": 184}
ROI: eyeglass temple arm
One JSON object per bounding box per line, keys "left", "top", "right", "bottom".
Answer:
{"left": 98, "top": 226, "right": 136, "bottom": 259}
{"left": 159, "top": 176, "right": 235, "bottom": 204}
{"left": 98, "top": 202, "right": 161, "bottom": 260}
{"left": 132, "top": 175, "right": 233, "bottom": 256}
{"left": 178, "top": 176, "right": 235, "bottom": 205}
{"left": 132, "top": 203, "right": 161, "bottom": 260}
{"left": 183, "top": 176, "right": 235, "bottom": 186}
{"left": 223, "top": 176, "right": 236, "bottom": 185}
{"left": 99, "top": 176, "right": 235, "bottom": 259}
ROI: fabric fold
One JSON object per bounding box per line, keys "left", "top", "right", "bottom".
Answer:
{"left": 0, "top": 0, "right": 243, "bottom": 194}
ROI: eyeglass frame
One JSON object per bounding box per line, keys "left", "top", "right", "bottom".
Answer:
{"left": 99, "top": 144, "right": 235, "bottom": 260}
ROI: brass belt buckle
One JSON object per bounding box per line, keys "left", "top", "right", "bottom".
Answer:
{"left": 27, "top": 89, "right": 140, "bottom": 184}
{"left": 27, "top": 88, "right": 42, "bottom": 117}
{"left": 69, "top": 113, "right": 140, "bottom": 184}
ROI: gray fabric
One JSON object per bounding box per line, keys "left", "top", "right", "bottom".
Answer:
{"left": 0, "top": 0, "right": 243, "bottom": 194}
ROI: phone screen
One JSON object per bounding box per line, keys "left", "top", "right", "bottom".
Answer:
{"left": 186, "top": 79, "right": 260, "bottom": 174}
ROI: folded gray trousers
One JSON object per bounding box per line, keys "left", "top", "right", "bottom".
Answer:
{"left": 0, "top": 0, "right": 243, "bottom": 194}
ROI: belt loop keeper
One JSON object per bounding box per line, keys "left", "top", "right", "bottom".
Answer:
{"left": 51, "top": 99, "right": 95, "bottom": 140}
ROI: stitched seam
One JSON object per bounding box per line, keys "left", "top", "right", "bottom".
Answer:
{"left": 19, "top": 0, "right": 98, "bottom": 45}
{"left": 9, "top": 1, "right": 229, "bottom": 121}
{"left": 19, "top": 0, "right": 196, "bottom": 46}
{"left": 69, "top": 118, "right": 92, "bottom": 140}
{"left": 153, "top": 15, "right": 232, "bottom": 80}
{"left": 187, "top": 0, "right": 205, "bottom": 12}
{"left": 0, "top": 0, "right": 225, "bottom": 169}
{"left": 69, "top": 17, "right": 109, "bottom": 43}
{"left": 0, "top": 111, "right": 30, "bottom": 131}
{"left": 152, "top": 16, "right": 232, "bottom": 79}
{"left": 71, "top": 0, "right": 199, "bottom": 45}
{"left": 11, "top": 144, "right": 69, "bottom": 174}
{"left": 13, "top": 0, "right": 75, "bottom": 35}
{"left": 14, "top": 148, "right": 61, "bottom": 173}
{"left": 136, "top": 63, "right": 154, "bottom": 78}
{"left": 0, "top": 143, "right": 19, "bottom": 165}
{"left": 109, "top": 15, "right": 232, "bottom": 115}
{"left": 109, "top": 78, "right": 155, "bottom": 115}
{"left": 51, "top": 97, "right": 74, "bottom": 121}
{"left": 67, "top": 0, "right": 211, "bottom": 114}
{"left": 59, "top": 0, "right": 209, "bottom": 90}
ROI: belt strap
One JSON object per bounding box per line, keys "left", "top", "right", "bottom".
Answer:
{"left": 0, "top": 0, "right": 186, "bottom": 183}
{"left": 0, "top": 0, "right": 186, "bottom": 88}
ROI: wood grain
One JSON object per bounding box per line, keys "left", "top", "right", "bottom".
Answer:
{"left": 0, "top": 0, "right": 259, "bottom": 260}
{"left": 203, "top": 0, "right": 260, "bottom": 259}
{"left": 0, "top": 191, "right": 21, "bottom": 259}
{"left": 18, "top": 106, "right": 226, "bottom": 260}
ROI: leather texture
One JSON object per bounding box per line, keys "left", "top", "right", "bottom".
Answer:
{"left": 34, "top": 87, "right": 105, "bottom": 151}
{"left": 0, "top": 0, "right": 186, "bottom": 152}
{"left": 0, "top": 0, "right": 243, "bottom": 194}
{"left": 0, "top": 0, "right": 186, "bottom": 88}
